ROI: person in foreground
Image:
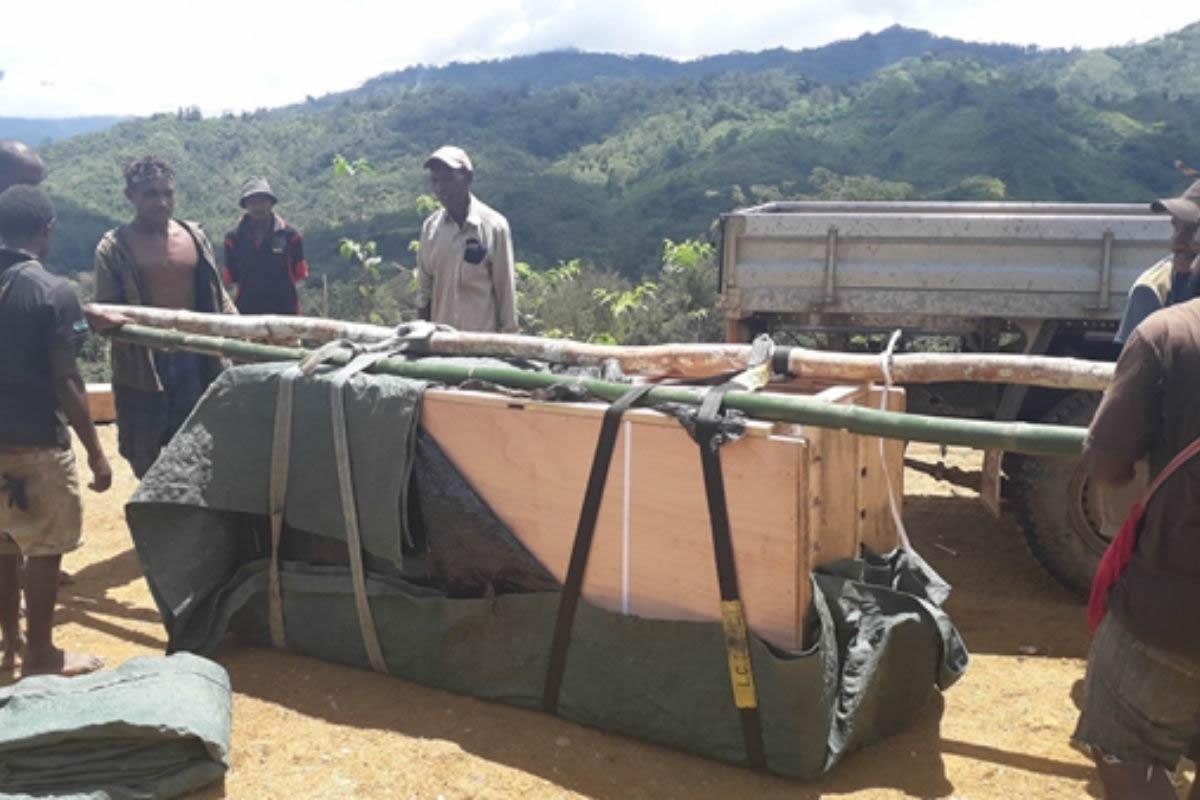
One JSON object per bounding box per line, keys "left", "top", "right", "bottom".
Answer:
{"left": 0, "top": 139, "right": 81, "bottom": 588}
{"left": 1074, "top": 294, "right": 1200, "bottom": 798}
{"left": 0, "top": 186, "right": 110, "bottom": 677}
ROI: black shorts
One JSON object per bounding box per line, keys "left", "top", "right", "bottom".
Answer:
{"left": 1073, "top": 613, "right": 1200, "bottom": 768}
{"left": 115, "top": 352, "right": 213, "bottom": 479}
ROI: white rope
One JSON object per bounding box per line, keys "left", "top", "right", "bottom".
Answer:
{"left": 879, "top": 330, "right": 913, "bottom": 552}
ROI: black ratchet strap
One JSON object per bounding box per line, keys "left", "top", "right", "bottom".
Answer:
{"left": 770, "top": 346, "right": 793, "bottom": 377}
{"left": 695, "top": 383, "right": 767, "bottom": 770}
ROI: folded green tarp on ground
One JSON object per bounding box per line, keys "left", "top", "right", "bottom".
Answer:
{"left": 0, "top": 653, "right": 231, "bottom": 799}
{"left": 127, "top": 363, "right": 968, "bottom": 779}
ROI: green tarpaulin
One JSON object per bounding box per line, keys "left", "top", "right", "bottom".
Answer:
{"left": 127, "top": 363, "right": 967, "bottom": 779}
{"left": 0, "top": 653, "right": 231, "bottom": 799}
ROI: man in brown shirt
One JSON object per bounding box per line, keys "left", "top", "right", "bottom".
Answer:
{"left": 94, "top": 157, "right": 236, "bottom": 477}
{"left": 1073, "top": 298, "right": 1200, "bottom": 799}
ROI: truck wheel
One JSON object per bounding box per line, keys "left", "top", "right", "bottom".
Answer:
{"left": 1005, "top": 392, "right": 1144, "bottom": 598}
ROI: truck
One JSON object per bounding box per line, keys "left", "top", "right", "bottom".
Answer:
{"left": 716, "top": 200, "right": 1170, "bottom": 596}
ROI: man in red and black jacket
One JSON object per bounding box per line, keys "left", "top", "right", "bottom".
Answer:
{"left": 222, "top": 177, "right": 308, "bottom": 314}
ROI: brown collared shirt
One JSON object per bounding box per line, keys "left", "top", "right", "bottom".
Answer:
{"left": 416, "top": 195, "right": 518, "bottom": 333}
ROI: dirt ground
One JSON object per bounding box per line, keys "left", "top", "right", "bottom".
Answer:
{"left": 3, "top": 426, "right": 1168, "bottom": 798}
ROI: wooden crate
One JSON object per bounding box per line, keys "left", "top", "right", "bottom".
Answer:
{"left": 86, "top": 383, "right": 116, "bottom": 423}
{"left": 419, "top": 383, "right": 904, "bottom": 651}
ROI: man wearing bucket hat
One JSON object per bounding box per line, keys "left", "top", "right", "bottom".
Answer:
{"left": 222, "top": 177, "right": 309, "bottom": 315}
{"left": 417, "top": 146, "right": 518, "bottom": 333}
{"left": 1113, "top": 179, "right": 1200, "bottom": 345}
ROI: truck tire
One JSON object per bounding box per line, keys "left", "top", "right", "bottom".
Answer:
{"left": 1005, "top": 392, "right": 1144, "bottom": 598}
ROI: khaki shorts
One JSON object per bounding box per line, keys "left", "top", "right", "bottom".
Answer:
{"left": 0, "top": 447, "right": 83, "bottom": 558}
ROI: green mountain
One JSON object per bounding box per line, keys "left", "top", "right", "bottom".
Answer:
{"left": 36, "top": 22, "right": 1200, "bottom": 283}
{"left": 339, "top": 25, "right": 1043, "bottom": 97}
{"left": 0, "top": 116, "right": 126, "bottom": 144}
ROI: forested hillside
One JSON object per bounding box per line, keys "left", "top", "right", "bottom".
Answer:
{"left": 37, "top": 22, "right": 1200, "bottom": 288}
{"left": 341, "top": 25, "right": 1042, "bottom": 95}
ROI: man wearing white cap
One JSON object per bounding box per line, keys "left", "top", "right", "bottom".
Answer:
{"left": 417, "top": 146, "right": 518, "bottom": 333}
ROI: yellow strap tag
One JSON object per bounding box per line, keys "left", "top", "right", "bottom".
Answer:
{"left": 720, "top": 600, "right": 759, "bottom": 709}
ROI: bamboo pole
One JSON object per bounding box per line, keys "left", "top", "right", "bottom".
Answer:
{"left": 90, "top": 304, "right": 1116, "bottom": 390}
{"left": 103, "top": 323, "right": 1087, "bottom": 457}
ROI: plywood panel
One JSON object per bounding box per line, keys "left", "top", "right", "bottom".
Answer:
{"left": 623, "top": 423, "right": 805, "bottom": 641}
{"left": 419, "top": 392, "right": 624, "bottom": 611}
{"left": 419, "top": 389, "right": 809, "bottom": 649}
{"left": 857, "top": 386, "right": 906, "bottom": 555}
{"left": 803, "top": 385, "right": 867, "bottom": 567}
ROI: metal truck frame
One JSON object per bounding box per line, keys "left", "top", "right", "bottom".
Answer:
{"left": 718, "top": 200, "right": 1169, "bottom": 595}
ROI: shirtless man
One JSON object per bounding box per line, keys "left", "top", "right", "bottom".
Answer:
{"left": 93, "top": 157, "right": 236, "bottom": 478}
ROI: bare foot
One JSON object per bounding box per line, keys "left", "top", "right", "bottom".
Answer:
{"left": 20, "top": 647, "right": 103, "bottom": 678}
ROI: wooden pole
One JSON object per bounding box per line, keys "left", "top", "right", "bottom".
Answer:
{"left": 103, "top": 323, "right": 1087, "bottom": 457}
{"left": 90, "top": 304, "right": 1116, "bottom": 390}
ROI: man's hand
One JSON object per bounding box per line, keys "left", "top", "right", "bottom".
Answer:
{"left": 83, "top": 305, "right": 129, "bottom": 333}
{"left": 87, "top": 450, "right": 113, "bottom": 493}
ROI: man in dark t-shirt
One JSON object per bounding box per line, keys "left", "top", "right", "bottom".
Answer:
{"left": 0, "top": 185, "right": 111, "bottom": 677}
{"left": 222, "top": 177, "right": 308, "bottom": 315}
{"left": 1073, "top": 298, "right": 1200, "bottom": 799}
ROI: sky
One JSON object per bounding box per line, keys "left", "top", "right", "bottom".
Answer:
{"left": 3, "top": 1, "right": 1198, "bottom": 118}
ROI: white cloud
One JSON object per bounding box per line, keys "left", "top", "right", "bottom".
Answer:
{"left": 1, "top": 1, "right": 1196, "bottom": 117}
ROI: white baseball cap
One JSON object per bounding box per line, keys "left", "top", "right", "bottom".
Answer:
{"left": 423, "top": 145, "right": 473, "bottom": 173}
